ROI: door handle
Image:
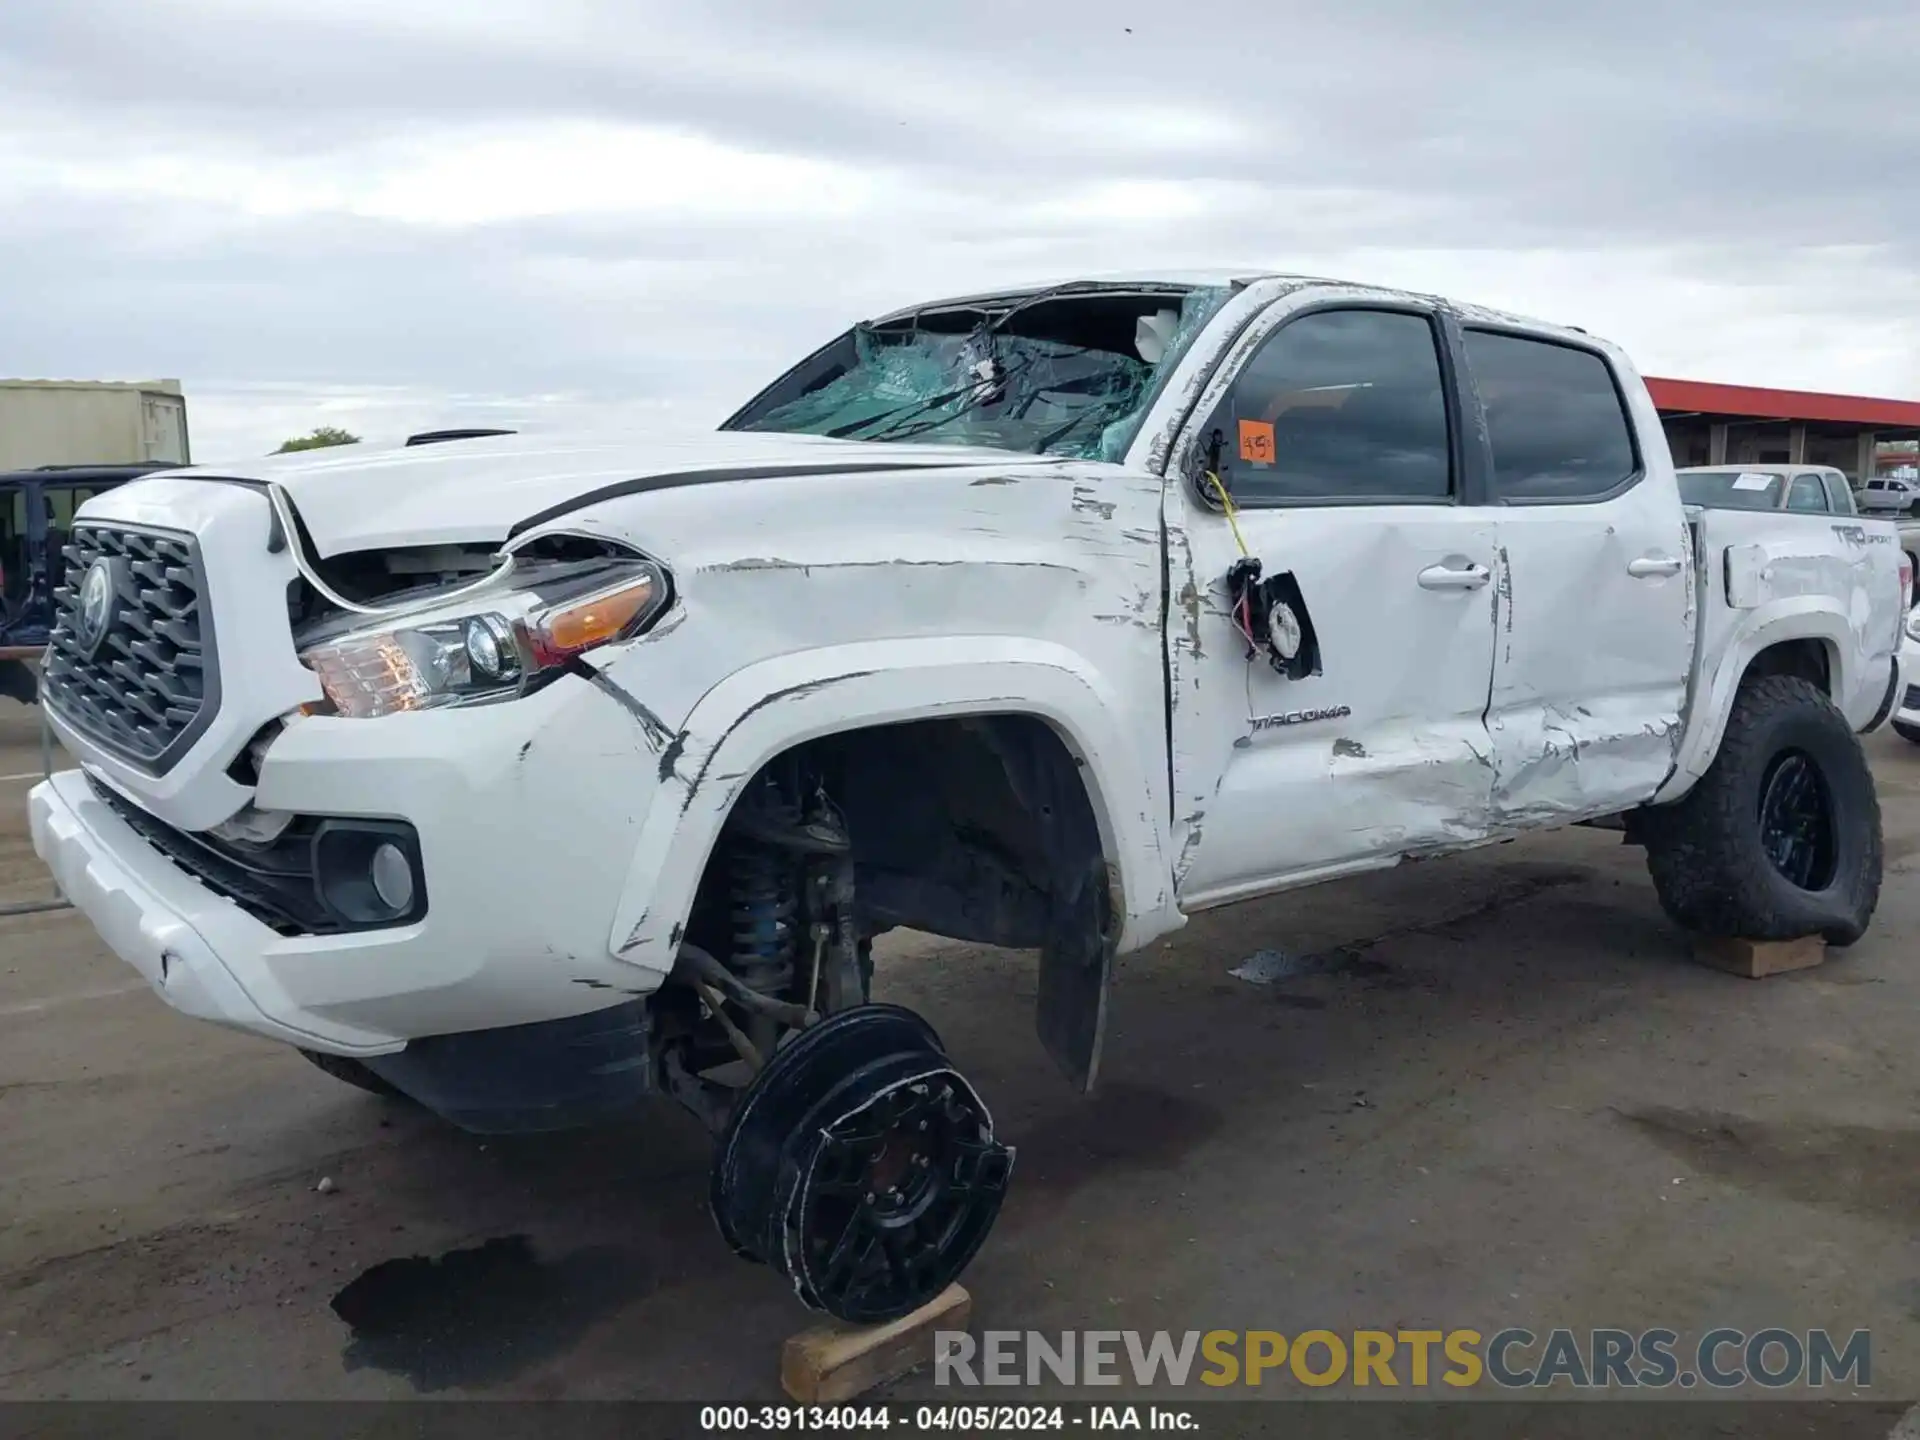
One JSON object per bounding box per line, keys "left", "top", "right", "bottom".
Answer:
{"left": 1417, "top": 562, "right": 1491, "bottom": 591}
{"left": 1627, "top": 555, "right": 1684, "bottom": 579}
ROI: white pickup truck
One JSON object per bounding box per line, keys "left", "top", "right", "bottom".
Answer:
{"left": 29, "top": 273, "right": 1909, "bottom": 1323}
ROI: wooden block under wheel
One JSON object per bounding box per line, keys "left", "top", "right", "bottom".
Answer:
{"left": 1692, "top": 934, "right": 1826, "bottom": 979}
{"left": 781, "top": 1283, "right": 972, "bottom": 1403}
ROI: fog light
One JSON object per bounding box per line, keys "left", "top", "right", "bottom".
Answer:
{"left": 370, "top": 842, "right": 415, "bottom": 913}
{"left": 313, "top": 820, "right": 426, "bottom": 928}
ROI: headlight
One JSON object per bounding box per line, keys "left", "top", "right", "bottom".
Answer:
{"left": 300, "top": 562, "right": 668, "bottom": 719}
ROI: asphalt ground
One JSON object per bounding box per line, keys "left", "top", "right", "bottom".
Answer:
{"left": 4, "top": 699, "right": 1919, "bottom": 1423}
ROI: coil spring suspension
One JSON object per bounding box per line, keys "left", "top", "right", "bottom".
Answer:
{"left": 728, "top": 842, "right": 796, "bottom": 1002}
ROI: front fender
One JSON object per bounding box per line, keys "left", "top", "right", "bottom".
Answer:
{"left": 602, "top": 637, "right": 1181, "bottom": 972}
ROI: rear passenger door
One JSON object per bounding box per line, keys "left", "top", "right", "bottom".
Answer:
{"left": 1465, "top": 328, "right": 1692, "bottom": 828}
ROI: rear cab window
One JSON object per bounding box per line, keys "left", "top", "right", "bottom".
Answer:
{"left": 1786, "top": 474, "right": 1829, "bottom": 513}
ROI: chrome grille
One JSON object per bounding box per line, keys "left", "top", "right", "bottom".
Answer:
{"left": 43, "top": 523, "right": 218, "bottom": 771}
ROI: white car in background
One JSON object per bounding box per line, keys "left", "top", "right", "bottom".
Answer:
{"left": 1896, "top": 608, "right": 1920, "bottom": 744}
{"left": 1858, "top": 475, "right": 1920, "bottom": 514}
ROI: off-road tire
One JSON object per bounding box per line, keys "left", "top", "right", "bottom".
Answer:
{"left": 1895, "top": 720, "right": 1920, "bottom": 746}
{"left": 299, "top": 1048, "right": 407, "bottom": 1099}
{"left": 1642, "top": 675, "right": 1882, "bottom": 946}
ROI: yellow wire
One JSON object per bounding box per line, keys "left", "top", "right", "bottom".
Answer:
{"left": 1204, "top": 471, "right": 1250, "bottom": 556}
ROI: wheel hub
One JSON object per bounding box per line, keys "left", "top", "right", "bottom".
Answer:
{"left": 711, "top": 1004, "right": 1014, "bottom": 1323}
{"left": 1757, "top": 748, "right": 1838, "bottom": 892}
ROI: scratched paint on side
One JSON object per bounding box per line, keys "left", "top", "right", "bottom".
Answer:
{"left": 1165, "top": 474, "right": 1501, "bottom": 899}
{"left": 1660, "top": 505, "right": 1904, "bottom": 798}
{"left": 572, "top": 452, "right": 1178, "bottom": 963}
{"left": 1488, "top": 704, "right": 1679, "bottom": 826}
{"left": 1482, "top": 476, "right": 1692, "bottom": 825}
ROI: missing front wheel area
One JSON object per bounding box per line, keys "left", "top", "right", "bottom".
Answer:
{"left": 658, "top": 756, "right": 1016, "bottom": 1322}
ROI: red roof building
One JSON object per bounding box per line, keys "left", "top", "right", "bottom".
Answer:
{"left": 1648, "top": 377, "right": 1920, "bottom": 478}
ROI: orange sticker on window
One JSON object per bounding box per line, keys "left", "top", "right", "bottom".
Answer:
{"left": 1238, "top": 419, "right": 1275, "bottom": 465}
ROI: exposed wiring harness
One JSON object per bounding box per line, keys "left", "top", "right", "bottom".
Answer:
{"left": 1204, "top": 471, "right": 1261, "bottom": 652}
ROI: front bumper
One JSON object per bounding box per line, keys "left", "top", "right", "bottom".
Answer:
{"left": 30, "top": 672, "right": 675, "bottom": 1055}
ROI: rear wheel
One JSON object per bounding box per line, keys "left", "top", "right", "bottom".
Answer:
{"left": 1895, "top": 721, "right": 1920, "bottom": 746}
{"left": 299, "top": 1048, "right": 407, "bottom": 1100}
{"left": 1642, "top": 676, "right": 1882, "bottom": 946}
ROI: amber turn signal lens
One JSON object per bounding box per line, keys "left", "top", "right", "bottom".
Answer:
{"left": 534, "top": 576, "right": 659, "bottom": 657}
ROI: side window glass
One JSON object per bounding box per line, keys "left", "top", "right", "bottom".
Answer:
{"left": 1786, "top": 476, "right": 1826, "bottom": 513}
{"left": 1820, "top": 474, "right": 1854, "bottom": 513}
{"left": 43, "top": 487, "right": 97, "bottom": 566}
{"left": 1464, "top": 331, "right": 1638, "bottom": 501}
{"left": 0, "top": 490, "right": 25, "bottom": 602}
{"left": 44, "top": 486, "right": 97, "bottom": 531}
{"left": 1215, "top": 308, "right": 1451, "bottom": 504}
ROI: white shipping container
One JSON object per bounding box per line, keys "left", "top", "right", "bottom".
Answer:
{"left": 0, "top": 379, "right": 191, "bottom": 469}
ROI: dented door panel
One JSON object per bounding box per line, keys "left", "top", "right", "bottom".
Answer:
{"left": 1166, "top": 503, "right": 1500, "bottom": 905}
{"left": 1483, "top": 484, "right": 1693, "bottom": 828}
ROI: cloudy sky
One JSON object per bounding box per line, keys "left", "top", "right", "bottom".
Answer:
{"left": 4, "top": 0, "right": 1918, "bottom": 461}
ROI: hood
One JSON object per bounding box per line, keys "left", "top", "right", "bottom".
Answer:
{"left": 163, "top": 429, "right": 1049, "bottom": 557}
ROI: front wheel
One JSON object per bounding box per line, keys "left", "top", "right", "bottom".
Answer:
{"left": 1894, "top": 720, "right": 1920, "bottom": 746}
{"left": 1641, "top": 676, "right": 1882, "bottom": 947}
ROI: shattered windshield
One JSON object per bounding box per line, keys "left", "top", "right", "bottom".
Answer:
{"left": 725, "top": 285, "right": 1231, "bottom": 463}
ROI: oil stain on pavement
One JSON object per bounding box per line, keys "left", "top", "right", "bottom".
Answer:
{"left": 330, "top": 1234, "right": 652, "bottom": 1392}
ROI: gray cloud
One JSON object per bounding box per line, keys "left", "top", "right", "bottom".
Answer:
{"left": 3, "top": 0, "right": 1916, "bottom": 458}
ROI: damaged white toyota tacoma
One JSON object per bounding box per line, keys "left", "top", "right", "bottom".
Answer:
{"left": 30, "top": 274, "right": 1909, "bottom": 1323}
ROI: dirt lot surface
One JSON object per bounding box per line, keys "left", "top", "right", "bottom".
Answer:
{"left": 4, "top": 699, "right": 1920, "bottom": 1413}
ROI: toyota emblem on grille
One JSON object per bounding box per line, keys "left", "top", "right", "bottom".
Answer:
{"left": 76, "top": 557, "right": 119, "bottom": 657}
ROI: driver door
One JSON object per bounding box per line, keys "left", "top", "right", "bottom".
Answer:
{"left": 1164, "top": 301, "right": 1500, "bottom": 906}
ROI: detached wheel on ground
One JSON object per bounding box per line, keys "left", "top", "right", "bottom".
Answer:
{"left": 710, "top": 1004, "right": 1013, "bottom": 1325}
{"left": 299, "top": 1048, "right": 408, "bottom": 1100}
{"left": 1641, "top": 675, "right": 1882, "bottom": 946}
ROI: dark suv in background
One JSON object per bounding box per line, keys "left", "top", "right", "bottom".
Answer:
{"left": 0, "top": 463, "right": 181, "bottom": 704}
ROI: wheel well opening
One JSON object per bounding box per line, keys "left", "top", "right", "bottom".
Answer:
{"left": 683, "top": 714, "right": 1109, "bottom": 958}
{"left": 1743, "top": 638, "right": 1831, "bottom": 696}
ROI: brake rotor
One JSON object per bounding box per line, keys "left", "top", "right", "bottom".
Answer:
{"left": 710, "top": 1003, "right": 1014, "bottom": 1323}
